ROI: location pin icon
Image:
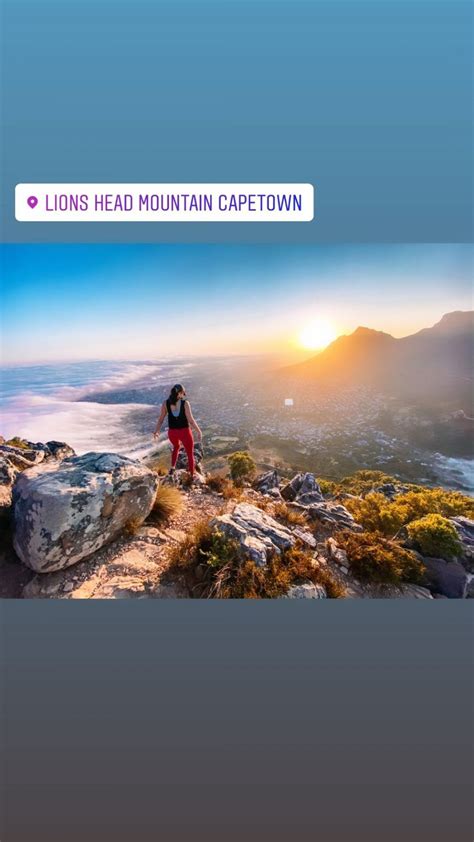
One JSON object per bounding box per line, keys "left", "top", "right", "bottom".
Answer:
{"left": 27, "top": 196, "right": 38, "bottom": 209}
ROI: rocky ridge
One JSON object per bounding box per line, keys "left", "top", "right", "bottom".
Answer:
{"left": 1, "top": 438, "right": 473, "bottom": 599}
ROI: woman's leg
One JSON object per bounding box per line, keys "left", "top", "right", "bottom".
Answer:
{"left": 168, "top": 429, "right": 181, "bottom": 468}
{"left": 180, "top": 428, "right": 195, "bottom": 475}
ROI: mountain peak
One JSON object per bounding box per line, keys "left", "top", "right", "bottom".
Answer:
{"left": 411, "top": 310, "right": 474, "bottom": 338}
{"left": 352, "top": 325, "right": 393, "bottom": 339}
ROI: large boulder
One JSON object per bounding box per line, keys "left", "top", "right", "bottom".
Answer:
{"left": 421, "top": 557, "right": 468, "bottom": 599}
{"left": 450, "top": 517, "right": 474, "bottom": 571}
{"left": 12, "top": 452, "right": 159, "bottom": 573}
{"left": 281, "top": 472, "right": 324, "bottom": 505}
{"left": 211, "top": 502, "right": 295, "bottom": 567}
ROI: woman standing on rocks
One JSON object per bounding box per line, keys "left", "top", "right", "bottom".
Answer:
{"left": 153, "top": 384, "right": 202, "bottom": 478}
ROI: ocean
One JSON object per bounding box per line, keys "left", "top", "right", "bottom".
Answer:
{"left": 0, "top": 359, "right": 184, "bottom": 459}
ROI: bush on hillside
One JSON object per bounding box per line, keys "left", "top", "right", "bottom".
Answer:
{"left": 407, "top": 514, "right": 462, "bottom": 560}
{"left": 334, "top": 470, "right": 405, "bottom": 496}
{"left": 337, "top": 530, "right": 425, "bottom": 585}
{"left": 170, "top": 523, "right": 345, "bottom": 599}
{"left": 345, "top": 487, "right": 474, "bottom": 537}
{"left": 227, "top": 451, "right": 256, "bottom": 485}
{"left": 317, "top": 478, "right": 338, "bottom": 497}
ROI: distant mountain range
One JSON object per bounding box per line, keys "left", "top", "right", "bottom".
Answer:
{"left": 281, "top": 311, "right": 474, "bottom": 411}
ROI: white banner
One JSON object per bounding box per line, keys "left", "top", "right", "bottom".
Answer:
{"left": 15, "top": 183, "right": 314, "bottom": 222}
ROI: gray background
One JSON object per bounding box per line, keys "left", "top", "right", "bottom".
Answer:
{"left": 1, "top": 1, "right": 473, "bottom": 840}
{"left": 1, "top": 602, "right": 473, "bottom": 842}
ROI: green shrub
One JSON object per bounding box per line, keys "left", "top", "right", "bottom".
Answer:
{"left": 407, "top": 514, "right": 462, "bottom": 560}
{"left": 318, "top": 479, "right": 338, "bottom": 497}
{"left": 337, "top": 531, "right": 425, "bottom": 585}
{"left": 337, "top": 470, "right": 403, "bottom": 496}
{"left": 345, "top": 487, "right": 474, "bottom": 537}
{"left": 227, "top": 451, "right": 256, "bottom": 485}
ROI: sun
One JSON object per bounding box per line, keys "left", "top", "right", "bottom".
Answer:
{"left": 298, "top": 319, "right": 337, "bottom": 351}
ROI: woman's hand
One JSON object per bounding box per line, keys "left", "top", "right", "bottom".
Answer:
{"left": 153, "top": 430, "right": 160, "bottom": 440}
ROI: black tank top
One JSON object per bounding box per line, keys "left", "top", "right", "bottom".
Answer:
{"left": 166, "top": 398, "right": 189, "bottom": 429}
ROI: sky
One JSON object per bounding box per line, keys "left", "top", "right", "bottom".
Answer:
{"left": 1, "top": 244, "right": 472, "bottom": 364}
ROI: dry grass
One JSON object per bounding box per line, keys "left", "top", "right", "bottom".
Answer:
{"left": 273, "top": 502, "right": 308, "bottom": 527}
{"left": 124, "top": 516, "right": 145, "bottom": 536}
{"left": 206, "top": 474, "right": 243, "bottom": 500}
{"left": 5, "top": 437, "right": 30, "bottom": 450}
{"left": 147, "top": 484, "right": 183, "bottom": 525}
{"left": 168, "top": 520, "right": 345, "bottom": 599}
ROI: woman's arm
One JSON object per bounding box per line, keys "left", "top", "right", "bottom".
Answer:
{"left": 153, "top": 402, "right": 167, "bottom": 439}
{"left": 185, "top": 401, "right": 202, "bottom": 440}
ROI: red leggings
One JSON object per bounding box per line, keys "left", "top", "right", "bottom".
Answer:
{"left": 168, "top": 427, "right": 195, "bottom": 474}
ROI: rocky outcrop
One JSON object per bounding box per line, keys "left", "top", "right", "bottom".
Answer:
{"left": 0, "top": 439, "right": 76, "bottom": 519}
{"left": 294, "top": 500, "right": 363, "bottom": 532}
{"left": 211, "top": 502, "right": 296, "bottom": 566}
{"left": 450, "top": 517, "right": 474, "bottom": 571}
{"left": 281, "top": 472, "right": 324, "bottom": 505}
{"left": 12, "top": 452, "right": 158, "bottom": 573}
{"left": 253, "top": 470, "right": 281, "bottom": 497}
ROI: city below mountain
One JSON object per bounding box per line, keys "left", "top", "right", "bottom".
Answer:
{"left": 281, "top": 311, "right": 474, "bottom": 413}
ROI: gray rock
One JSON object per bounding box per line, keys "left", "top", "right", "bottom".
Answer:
{"left": 0, "top": 456, "right": 19, "bottom": 487}
{"left": 0, "top": 446, "right": 41, "bottom": 472}
{"left": 253, "top": 470, "right": 280, "bottom": 494}
{"left": 396, "top": 584, "right": 434, "bottom": 599}
{"left": 45, "top": 440, "right": 76, "bottom": 461}
{"left": 327, "top": 537, "right": 349, "bottom": 567}
{"left": 450, "top": 517, "right": 474, "bottom": 571}
{"left": 281, "top": 472, "right": 323, "bottom": 504}
{"left": 266, "top": 487, "right": 283, "bottom": 499}
{"left": 12, "top": 452, "right": 159, "bottom": 573}
{"left": 0, "top": 439, "right": 76, "bottom": 476}
{"left": 306, "top": 501, "right": 363, "bottom": 532}
{"left": 372, "top": 483, "right": 409, "bottom": 499}
{"left": 211, "top": 502, "right": 295, "bottom": 567}
{"left": 292, "top": 527, "right": 317, "bottom": 549}
{"left": 284, "top": 583, "right": 327, "bottom": 599}
{"left": 421, "top": 557, "right": 468, "bottom": 599}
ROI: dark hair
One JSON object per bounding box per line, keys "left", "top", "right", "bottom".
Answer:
{"left": 168, "top": 384, "right": 185, "bottom": 404}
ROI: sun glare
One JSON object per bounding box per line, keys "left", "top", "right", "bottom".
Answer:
{"left": 298, "top": 319, "right": 338, "bottom": 351}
